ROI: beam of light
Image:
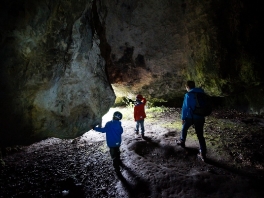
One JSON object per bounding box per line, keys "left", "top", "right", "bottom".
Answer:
{"left": 82, "top": 108, "right": 117, "bottom": 141}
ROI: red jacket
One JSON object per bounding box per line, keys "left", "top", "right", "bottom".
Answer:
{"left": 134, "top": 98, "right": 146, "bottom": 121}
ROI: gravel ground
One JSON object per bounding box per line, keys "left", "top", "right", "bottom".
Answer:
{"left": 0, "top": 107, "right": 264, "bottom": 197}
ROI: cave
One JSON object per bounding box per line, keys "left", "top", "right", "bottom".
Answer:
{"left": 0, "top": 0, "right": 264, "bottom": 197}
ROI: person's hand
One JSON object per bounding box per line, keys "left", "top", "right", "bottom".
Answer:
{"left": 127, "top": 98, "right": 134, "bottom": 103}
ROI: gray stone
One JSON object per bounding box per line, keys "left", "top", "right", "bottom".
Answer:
{"left": 0, "top": 0, "right": 115, "bottom": 145}
{"left": 1, "top": 0, "right": 264, "bottom": 146}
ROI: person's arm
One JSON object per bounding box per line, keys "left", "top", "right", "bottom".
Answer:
{"left": 181, "top": 93, "right": 189, "bottom": 121}
{"left": 120, "top": 124, "right": 124, "bottom": 135}
{"left": 142, "top": 98, "right": 147, "bottom": 105}
{"left": 93, "top": 122, "right": 108, "bottom": 133}
{"left": 127, "top": 98, "right": 137, "bottom": 105}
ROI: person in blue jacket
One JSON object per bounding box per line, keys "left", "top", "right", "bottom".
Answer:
{"left": 93, "top": 111, "right": 123, "bottom": 173}
{"left": 176, "top": 80, "right": 207, "bottom": 161}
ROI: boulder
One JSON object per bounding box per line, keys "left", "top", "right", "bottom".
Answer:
{"left": 0, "top": 0, "right": 115, "bottom": 145}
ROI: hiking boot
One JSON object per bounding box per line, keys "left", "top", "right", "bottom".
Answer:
{"left": 197, "top": 151, "right": 206, "bottom": 162}
{"left": 141, "top": 133, "right": 145, "bottom": 138}
{"left": 135, "top": 130, "right": 139, "bottom": 135}
{"left": 176, "top": 139, "right": 185, "bottom": 148}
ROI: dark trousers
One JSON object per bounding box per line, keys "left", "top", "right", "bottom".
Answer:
{"left": 180, "top": 118, "right": 207, "bottom": 154}
{"left": 109, "top": 147, "right": 121, "bottom": 170}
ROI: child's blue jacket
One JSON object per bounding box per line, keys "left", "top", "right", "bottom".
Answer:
{"left": 181, "top": 88, "right": 205, "bottom": 120}
{"left": 94, "top": 120, "right": 123, "bottom": 147}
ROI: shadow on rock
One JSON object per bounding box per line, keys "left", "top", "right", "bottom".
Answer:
{"left": 141, "top": 135, "right": 153, "bottom": 142}
{"left": 205, "top": 158, "right": 264, "bottom": 178}
{"left": 117, "top": 164, "right": 151, "bottom": 198}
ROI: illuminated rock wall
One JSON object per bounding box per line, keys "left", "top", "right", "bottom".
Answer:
{"left": 1, "top": 0, "right": 264, "bottom": 146}
{"left": 0, "top": 0, "right": 115, "bottom": 145}
{"left": 97, "top": 0, "right": 264, "bottom": 101}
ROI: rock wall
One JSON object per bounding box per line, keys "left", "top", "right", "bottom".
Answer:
{"left": 97, "top": 0, "right": 264, "bottom": 103}
{"left": 97, "top": 0, "right": 187, "bottom": 100}
{"left": 1, "top": 0, "right": 264, "bottom": 146}
{"left": 0, "top": 0, "right": 115, "bottom": 146}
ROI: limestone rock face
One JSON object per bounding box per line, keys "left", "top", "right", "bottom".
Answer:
{"left": 1, "top": 0, "right": 264, "bottom": 146}
{"left": 97, "top": 0, "right": 187, "bottom": 99}
{"left": 97, "top": 0, "right": 264, "bottom": 101}
{"left": 0, "top": 0, "right": 115, "bottom": 145}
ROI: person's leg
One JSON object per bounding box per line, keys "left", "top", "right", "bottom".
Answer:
{"left": 140, "top": 119, "right": 145, "bottom": 135}
{"left": 180, "top": 118, "right": 192, "bottom": 142}
{"left": 110, "top": 147, "right": 121, "bottom": 171}
{"left": 135, "top": 121, "right": 139, "bottom": 134}
{"left": 194, "top": 118, "right": 206, "bottom": 156}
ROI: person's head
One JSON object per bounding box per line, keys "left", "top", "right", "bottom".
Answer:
{"left": 113, "top": 111, "right": 122, "bottom": 120}
{"left": 136, "top": 94, "right": 143, "bottom": 101}
{"left": 185, "top": 81, "right": 195, "bottom": 91}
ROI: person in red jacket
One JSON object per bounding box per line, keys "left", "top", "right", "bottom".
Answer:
{"left": 134, "top": 94, "right": 147, "bottom": 138}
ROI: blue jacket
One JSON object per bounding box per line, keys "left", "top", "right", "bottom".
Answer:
{"left": 181, "top": 88, "right": 205, "bottom": 120}
{"left": 94, "top": 120, "right": 123, "bottom": 147}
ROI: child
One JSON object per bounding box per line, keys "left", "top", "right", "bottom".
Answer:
{"left": 93, "top": 111, "right": 123, "bottom": 174}
{"left": 134, "top": 94, "right": 147, "bottom": 138}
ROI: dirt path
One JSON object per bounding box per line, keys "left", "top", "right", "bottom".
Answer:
{"left": 0, "top": 107, "right": 264, "bottom": 197}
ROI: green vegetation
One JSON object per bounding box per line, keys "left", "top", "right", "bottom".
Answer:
{"left": 146, "top": 98, "right": 167, "bottom": 108}
{"left": 113, "top": 97, "right": 127, "bottom": 107}
{"left": 146, "top": 106, "right": 169, "bottom": 114}
{"left": 161, "top": 120, "right": 182, "bottom": 131}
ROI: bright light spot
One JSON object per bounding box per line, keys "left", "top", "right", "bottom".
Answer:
{"left": 101, "top": 108, "right": 116, "bottom": 125}
{"left": 82, "top": 108, "right": 127, "bottom": 142}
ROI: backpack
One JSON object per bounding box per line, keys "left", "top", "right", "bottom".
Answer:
{"left": 192, "top": 92, "right": 212, "bottom": 116}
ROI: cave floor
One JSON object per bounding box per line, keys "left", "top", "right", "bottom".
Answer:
{"left": 1, "top": 107, "right": 264, "bottom": 198}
